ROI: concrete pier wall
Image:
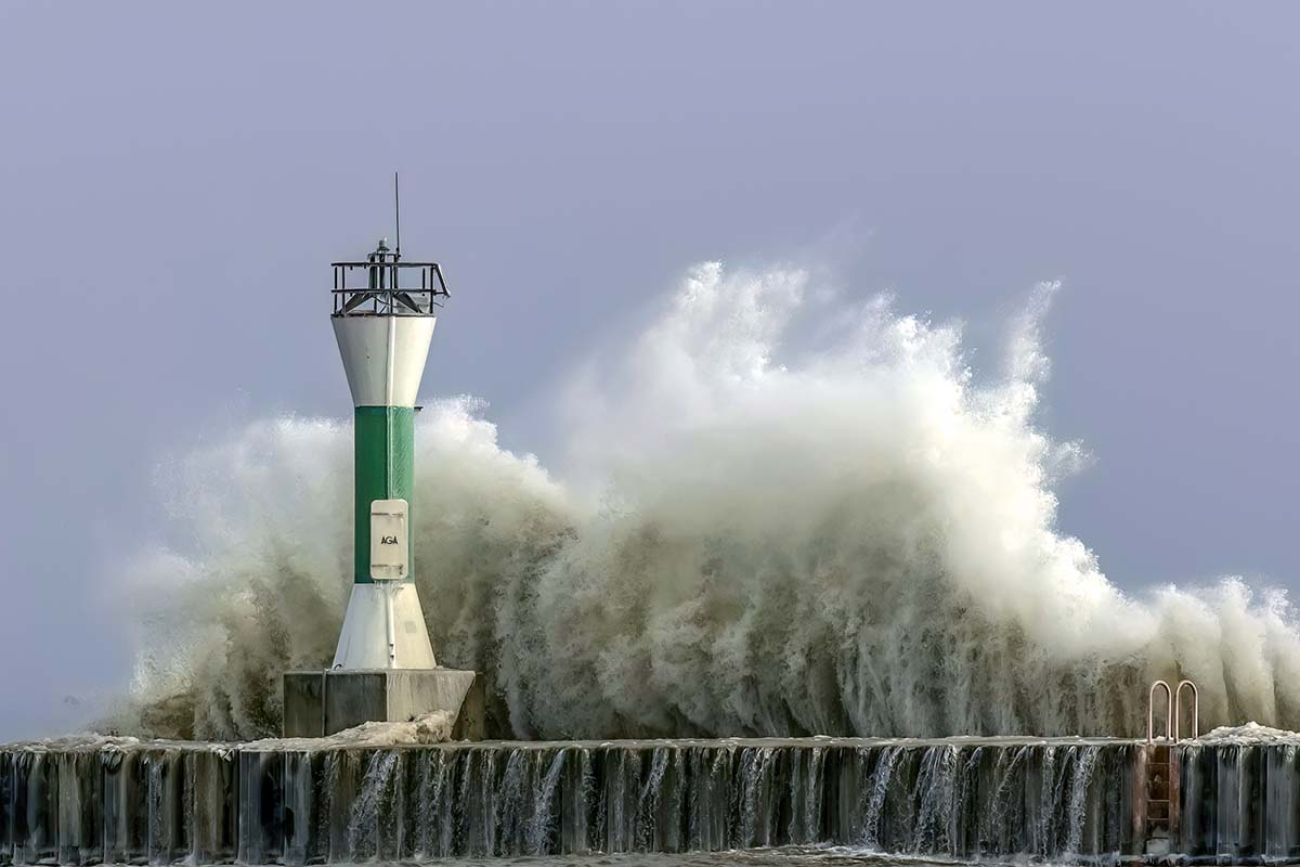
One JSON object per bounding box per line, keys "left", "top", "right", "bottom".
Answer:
{"left": 0, "top": 738, "right": 1294, "bottom": 864}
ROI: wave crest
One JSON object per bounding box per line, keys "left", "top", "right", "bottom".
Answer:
{"left": 118, "top": 263, "right": 1300, "bottom": 740}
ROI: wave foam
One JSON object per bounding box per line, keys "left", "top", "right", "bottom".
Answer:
{"left": 112, "top": 262, "right": 1300, "bottom": 741}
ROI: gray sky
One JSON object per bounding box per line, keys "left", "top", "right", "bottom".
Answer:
{"left": 2, "top": 1, "right": 1298, "bottom": 740}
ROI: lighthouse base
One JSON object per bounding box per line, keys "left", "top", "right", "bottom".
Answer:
{"left": 282, "top": 668, "right": 484, "bottom": 740}
{"left": 332, "top": 582, "right": 438, "bottom": 670}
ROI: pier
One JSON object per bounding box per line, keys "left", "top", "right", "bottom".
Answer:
{"left": 2, "top": 735, "right": 1298, "bottom": 864}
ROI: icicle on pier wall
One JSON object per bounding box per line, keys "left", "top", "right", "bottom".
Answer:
{"left": 3, "top": 737, "right": 1300, "bottom": 865}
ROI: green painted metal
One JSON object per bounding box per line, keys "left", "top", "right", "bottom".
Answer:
{"left": 353, "top": 406, "right": 416, "bottom": 584}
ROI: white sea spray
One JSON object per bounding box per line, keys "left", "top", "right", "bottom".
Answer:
{"left": 115, "top": 263, "right": 1300, "bottom": 740}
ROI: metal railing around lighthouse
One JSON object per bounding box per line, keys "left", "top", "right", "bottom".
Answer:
{"left": 331, "top": 241, "right": 449, "bottom": 317}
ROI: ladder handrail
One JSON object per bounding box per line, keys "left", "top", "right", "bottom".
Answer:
{"left": 1175, "top": 679, "right": 1199, "bottom": 741}
{"left": 1148, "top": 680, "right": 1173, "bottom": 742}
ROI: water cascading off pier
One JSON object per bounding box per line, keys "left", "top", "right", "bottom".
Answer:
{"left": 4, "top": 736, "right": 1300, "bottom": 864}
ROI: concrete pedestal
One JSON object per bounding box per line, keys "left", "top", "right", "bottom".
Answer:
{"left": 282, "top": 668, "right": 484, "bottom": 739}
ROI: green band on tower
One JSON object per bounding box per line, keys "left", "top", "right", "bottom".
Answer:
{"left": 353, "top": 405, "right": 416, "bottom": 584}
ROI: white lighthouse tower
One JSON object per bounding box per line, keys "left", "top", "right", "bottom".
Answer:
{"left": 283, "top": 179, "right": 482, "bottom": 738}
{"left": 329, "top": 236, "right": 443, "bottom": 670}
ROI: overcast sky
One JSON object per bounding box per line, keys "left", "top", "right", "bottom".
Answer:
{"left": 2, "top": 1, "right": 1298, "bottom": 740}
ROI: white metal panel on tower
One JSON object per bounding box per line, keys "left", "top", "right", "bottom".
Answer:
{"left": 332, "top": 316, "right": 437, "bottom": 407}
{"left": 369, "top": 498, "right": 409, "bottom": 580}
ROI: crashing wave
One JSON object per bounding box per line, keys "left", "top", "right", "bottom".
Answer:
{"left": 111, "top": 262, "right": 1300, "bottom": 741}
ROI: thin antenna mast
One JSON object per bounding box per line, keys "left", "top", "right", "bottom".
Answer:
{"left": 393, "top": 172, "right": 401, "bottom": 260}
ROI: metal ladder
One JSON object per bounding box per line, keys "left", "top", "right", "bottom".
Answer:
{"left": 1141, "top": 679, "right": 1199, "bottom": 854}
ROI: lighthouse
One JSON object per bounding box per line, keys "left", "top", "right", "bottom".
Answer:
{"left": 283, "top": 184, "right": 482, "bottom": 738}
{"left": 329, "top": 237, "right": 445, "bottom": 669}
